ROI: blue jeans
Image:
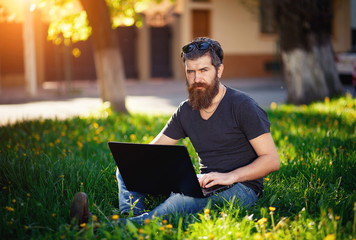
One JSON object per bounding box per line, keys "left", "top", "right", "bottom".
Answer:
{"left": 116, "top": 168, "right": 258, "bottom": 223}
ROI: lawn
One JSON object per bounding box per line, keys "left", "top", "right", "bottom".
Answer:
{"left": 0, "top": 94, "right": 355, "bottom": 239}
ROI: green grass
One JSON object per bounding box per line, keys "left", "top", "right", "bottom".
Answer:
{"left": 0, "top": 94, "right": 355, "bottom": 239}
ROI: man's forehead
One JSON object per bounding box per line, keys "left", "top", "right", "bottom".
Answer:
{"left": 185, "top": 55, "right": 213, "bottom": 69}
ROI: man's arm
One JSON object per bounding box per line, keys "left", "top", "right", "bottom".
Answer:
{"left": 150, "top": 132, "right": 180, "bottom": 145}
{"left": 199, "top": 132, "right": 280, "bottom": 188}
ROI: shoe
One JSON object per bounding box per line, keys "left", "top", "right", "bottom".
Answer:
{"left": 70, "top": 192, "right": 91, "bottom": 226}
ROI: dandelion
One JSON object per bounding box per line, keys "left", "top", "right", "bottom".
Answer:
{"left": 5, "top": 206, "right": 14, "bottom": 212}
{"left": 209, "top": 234, "right": 215, "bottom": 239}
{"left": 324, "top": 97, "right": 330, "bottom": 104}
{"left": 111, "top": 214, "right": 119, "bottom": 220}
{"left": 138, "top": 228, "right": 144, "bottom": 234}
{"left": 80, "top": 223, "right": 86, "bottom": 228}
{"left": 323, "top": 234, "right": 336, "bottom": 240}
{"left": 335, "top": 216, "right": 340, "bottom": 221}
{"left": 265, "top": 177, "right": 270, "bottom": 182}
{"left": 130, "top": 134, "right": 137, "bottom": 142}
{"left": 204, "top": 208, "right": 210, "bottom": 215}
{"left": 77, "top": 141, "right": 83, "bottom": 149}
{"left": 166, "top": 224, "right": 173, "bottom": 229}
{"left": 159, "top": 226, "right": 165, "bottom": 231}
{"left": 235, "top": 232, "right": 242, "bottom": 238}
{"left": 92, "top": 122, "right": 99, "bottom": 129}
{"left": 254, "top": 234, "right": 263, "bottom": 240}
{"left": 2, "top": 186, "right": 7, "bottom": 190}
{"left": 12, "top": 199, "right": 16, "bottom": 203}
{"left": 270, "top": 102, "right": 277, "bottom": 110}
{"left": 257, "top": 217, "right": 267, "bottom": 226}
{"left": 52, "top": 213, "right": 56, "bottom": 217}
{"left": 144, "top": 218, "right": 150, "bottom": 225}
{"left": 60, "top": 175, "right": 64, "bottom": 178}
{"left": 92, "top": 215, "right": 98, "bottom": 222}
{"left": 27, "top": 193, "right": 31, "bottom": 197}
{"left": 162, "top": 219, "right": 168, "bottom": 225}
{"left": 269, "top": 207, "right": 276, "bottom": 229}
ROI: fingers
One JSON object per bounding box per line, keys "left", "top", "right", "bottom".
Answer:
{"left": 199, "top": 173, "right": 218, "bottom": 188}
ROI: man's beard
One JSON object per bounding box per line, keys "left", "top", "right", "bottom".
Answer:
{"left": 187, "top": 76, "right": 220, "bottom": 110}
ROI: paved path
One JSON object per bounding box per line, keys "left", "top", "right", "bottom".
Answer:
{"left": 0, "top": 77, "right": 287, "bottom": 126}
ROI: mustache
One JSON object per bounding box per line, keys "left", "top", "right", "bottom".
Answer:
{"left": 188, "top": 82, "right": 209, "bottom": 90}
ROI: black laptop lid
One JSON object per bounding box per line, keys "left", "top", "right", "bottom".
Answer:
{"left": 108, "top": 142, "right": 204, "bottom": 198}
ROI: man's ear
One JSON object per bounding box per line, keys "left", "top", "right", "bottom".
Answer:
{"left": 217, "top": 64, "right": 224, "bottom": 78}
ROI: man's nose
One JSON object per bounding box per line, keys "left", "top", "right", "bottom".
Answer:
{"left": 194, "top": 72, "right": 203, "bottom": 83}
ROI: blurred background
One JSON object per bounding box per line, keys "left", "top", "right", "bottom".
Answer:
{"left": 0, "top": 0, "right": 355, "bottom": 114}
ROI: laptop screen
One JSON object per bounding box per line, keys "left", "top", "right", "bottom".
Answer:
{"left": 108, "top": 142, "right": 205, "bottom": 198}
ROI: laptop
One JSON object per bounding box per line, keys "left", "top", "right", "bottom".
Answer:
{"left": 108, "top": 142, "right": 234, "bottom": 198}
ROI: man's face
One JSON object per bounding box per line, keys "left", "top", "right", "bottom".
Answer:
{"left": 185, "top": 54, "right": 223, "bottom": 110}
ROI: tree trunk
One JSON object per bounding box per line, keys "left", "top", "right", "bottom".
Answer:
{"left": 79, "top": 0, "right": 127, "bottom": 112}
{"left": 282, "top": 47, "right": 329, "bottom": 104}
{"left": 273, "top": 0, "right": 344, "bottom": 105}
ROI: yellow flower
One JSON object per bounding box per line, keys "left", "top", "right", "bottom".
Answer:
{"left": 209, "top": 234, "right": 215, "bottom": 239}
{"left": 254, "top": 234, "right": 263, "bottom": 240}
{"left": 138, "top": 228, "right": 144, "bottom": 234}
{"left": 265, "top": 177, "right": 270, "bottom": 182}
{"left": 92, "top": 215, "right": 98, "bottom": 222}
{"left": 79, "top": 223, "right": 86, "bottom": 228}
{"left": 166, "top": 224, "right": 173, "bottom": 229}
{"left": 111, "top": 214, "right": 119, "bottom": 220}
{"left": 12, "top": 199, "right": 16, "bottom": 203}
{"left": 204, "top": 208, "right": 210, "bottom": 215}
{"left": 52, "top": 213, "right": 56, "bottom": 217}
{"left": 235, "top": 232, "right": 242, "bottom": 238}
{"left": 323, "top": 234, "right": 336, "bottom": 240}
{"left": 257, "top": 217, "right": 267, "bottom": 225}
{"left": 130, "top": 134, "right": 137, "bottom": 141}
{"left": 27, "top": 193, "right": 31, "bottom": 197}
{"left": 269, "top": 206, "right": 276, "bottom": 212}
{"left": 270, "top": 102, "right": 277, "bottom": 110}
{"left": 92, "top": 122, "right": 99, "bottom": 129}
{"left": 60, "top": 175, "right": 64, "bottom": 178}
{"left": 144, "top": 218, "right": 150, "bottom": 225}
{"left": 162, "top": 219, "right": 168, "bottom": 225}
{"left": 335, "top": 216, "right": 340, "bottom": 221}
{"left": 159, "top": 226, "right": 165, "bottom": 231}
{"left": 5, "top": 206, "right": 14, "bottom": 212}
{"left": 77, "top": 141, "right": 83, "bottom": 149}
{"left": 324, "top": 97, "right": 330, "bottom": 104}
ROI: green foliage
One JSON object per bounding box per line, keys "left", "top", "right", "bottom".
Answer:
{"left": 43, "top": 0, "right": 162, "bottom": 45}
{"left": 0, "top": 95, "right": 355, "bottom": 239}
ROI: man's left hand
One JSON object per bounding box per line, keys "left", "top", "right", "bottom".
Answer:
{"left": 198, "top": 172, "right": 235, "bottom": 188}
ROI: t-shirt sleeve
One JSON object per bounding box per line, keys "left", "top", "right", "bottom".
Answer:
{"left": 236, "top": 98, "right": 270, "bottom": 140}
{"left": 162, "top": 102, "right": 188, "bottom": 140}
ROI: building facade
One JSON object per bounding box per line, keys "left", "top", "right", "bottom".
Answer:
{"left": 0, "top": 0, "right": 353, "bottom": 90}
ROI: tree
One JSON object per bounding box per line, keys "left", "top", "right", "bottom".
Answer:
{"left": 45, "top": 0, "right": 153, "bottom": 112}
{"left": 271, "top": 0, "right": 344, "bottom": 104}
{"left": 244, "top": 0, "right": 344, "bottom": 104}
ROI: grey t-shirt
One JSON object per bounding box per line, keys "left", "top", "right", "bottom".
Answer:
{"left": 162, "top": 86, "right": 270, "bottom": 195}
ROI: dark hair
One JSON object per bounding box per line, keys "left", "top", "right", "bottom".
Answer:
{"left": 181, "top": 37, "right": 224, "bottom": 70}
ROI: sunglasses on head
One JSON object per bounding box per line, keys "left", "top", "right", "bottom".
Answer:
{"left": 182, "top": 41, "right": 213, "bottom": 54}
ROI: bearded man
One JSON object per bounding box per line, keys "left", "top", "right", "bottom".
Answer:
{"left": 71, "top": 37, "right": 280, "bottom": 224}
